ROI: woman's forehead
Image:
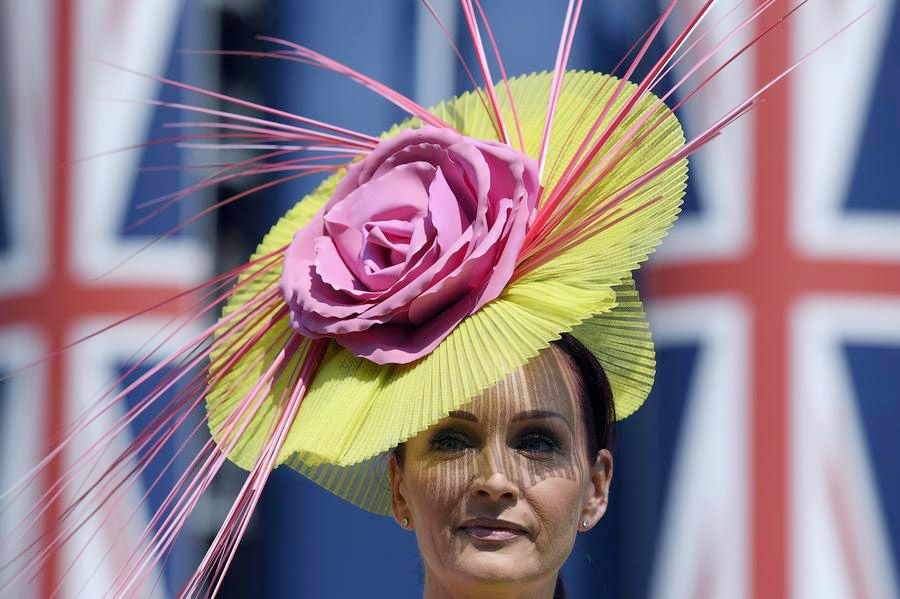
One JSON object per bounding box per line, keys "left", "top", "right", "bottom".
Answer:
{"left": 466, "top": 345, "right": 582, "bottom": 422}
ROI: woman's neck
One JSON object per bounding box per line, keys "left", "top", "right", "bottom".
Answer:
{"left": 422, "top": 569, "right": 557, "bottom": 599}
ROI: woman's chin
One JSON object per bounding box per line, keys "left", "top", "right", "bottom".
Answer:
{"left": 448, "top": 543, "right": 543, "bottom": 583}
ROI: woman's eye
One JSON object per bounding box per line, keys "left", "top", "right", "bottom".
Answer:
{"left": 430, "top": 432, "right": 471, "bottom": 452}
{"left": 516, "top": 432, "right": 560, "bottom": 453}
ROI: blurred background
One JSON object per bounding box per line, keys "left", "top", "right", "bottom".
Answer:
{"left": 0, "top": 0, "right": 897, "bottom": 597}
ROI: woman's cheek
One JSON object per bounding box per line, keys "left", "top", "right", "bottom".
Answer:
{"left": 406, "top": 460, "right": 472, "bottom": 563}
{"left": 525, "top": 476, "right": 584, "bottom": 556}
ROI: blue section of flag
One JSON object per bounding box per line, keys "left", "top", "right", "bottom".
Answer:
{"left": 262, "top": 468, "right": 422, "bottom": 598}
{"left": 844, "top": 2, "right": 900, "bottom": 214}
{"left": 119, "top": 361, "right": 200, "bottom": 598}
{"left": 120, "top": 5, "right": 192, "bottom": 239}
{"left": 844, "top": 344, "right": 900, "bottom": 576}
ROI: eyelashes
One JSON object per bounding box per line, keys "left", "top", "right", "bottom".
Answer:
{"left": 429, "top": 430, "right": 472, "bottom": 453}
{"left": 515, "top": 430, "right": 561, "bottom": 454}
{"left": 428, "top": 427, "right": 563, "bottom": 455}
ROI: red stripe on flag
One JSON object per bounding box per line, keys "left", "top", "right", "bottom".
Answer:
{"left": 44, "top": 1, "right": 74, "bottom": 593}
{"left": 751, "top": 21, "right": 790, "bottom": 589}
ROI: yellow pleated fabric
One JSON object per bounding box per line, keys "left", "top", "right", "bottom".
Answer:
{"left": 206, "top": 70, "right": 687, "bottom": 514}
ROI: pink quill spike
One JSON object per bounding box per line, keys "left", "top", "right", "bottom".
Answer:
{"left": 543, "top": 0, "right": 815, "bottom": 255}
{"left": 522, "top": 0, "right": 781, "bottom": 259}
{"left": 182, "top": 339, "right": 327, "bottom": 599}
{"left": 253, "top": 37, "right": 455, "bottom": 131}
{"left": 539, "top": 11, "right": 666, "bottom": 194}
{"left": 516, "top": 2, "right": 870, "bottom": 279}
{"left": 645, "top": 0, "right": 753, "bottom": 94}
{"left": 459, "top": 0, "right": 510, "bottom": 144}
{"left": 521, "top": 0, "right": 682, "bottom": 252}
{"left": 96, "top": 172, "right": 310, "bottom": 281}
{"left": 0, "top": 285, "right": 285, "bottom": 588}
{"left": 132, "top": 148, "right": 310, "bottom": 212}
{"left": 117, "top": 323, "right": 292, "bottom": 596}
{"left": 522, "top": 0, "right": 731, "bottom": 260}
{"left": 472, "top": 0, "right": 526, "bottom": 152}
{"left": 420, "top": 0, "right": 497, "bottom": 135}
{"left": 111, "top": 313, "right": 293, "bottom": 597}
{"left": 537, "top": 0, "right": 582, "bottom": 185}
{"left": 95, "top": 59, "right": 379, "bottom": 146}
{"left": 126, "top": 155, "right": 347, "bottom": 232}
{"left": 530, "top": 0, "right": 703, "bottom": 240}
{"left": 106, "top": 95, "right": 378, "bottom": 149}
{"left": 0, "top": 251, "right": 284, "bottom": 528}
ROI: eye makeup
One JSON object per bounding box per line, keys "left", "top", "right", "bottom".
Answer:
{"left": 514, "top": 428, "right": 563, "bottom": 454}
{"left": 429, "top": 428, "right": 475, "bottom": 453}
{"left": 427, "top": 409, "right": 573, "bottom": 454}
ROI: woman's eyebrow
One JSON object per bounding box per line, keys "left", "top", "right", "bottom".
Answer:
{"left": 511, "top": 409, "right": 572, "bottom": 432}
{"left": 448, "top": 410, "right": 478, "bottom": 422}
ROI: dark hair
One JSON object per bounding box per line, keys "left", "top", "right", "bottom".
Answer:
{"left": 536, "top": 334, "right": 617, "bottom": 599}
{"left": 394, "top": 332, "right": 616, "bottom": 466}
{"left": 553, "top": 332, "right": 617, "bottom": 461}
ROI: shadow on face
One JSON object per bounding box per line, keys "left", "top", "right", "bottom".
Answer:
{"left": 388, "top": 344, "right": 613, "bottom": 596}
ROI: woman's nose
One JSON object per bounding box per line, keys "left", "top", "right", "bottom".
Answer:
{"left": 470, "top": 449, "right": 519, "bottom": 502}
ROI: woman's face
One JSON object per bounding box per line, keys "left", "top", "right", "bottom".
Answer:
{"left": 389, "top": 345, "right": 613, "bottom": 594}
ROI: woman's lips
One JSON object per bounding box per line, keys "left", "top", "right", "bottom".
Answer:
{"left": 460, "top": 527, "right": 526, "bottom": 541}
{"left": 457, "top": 519, "right": 528, "bottom": 542}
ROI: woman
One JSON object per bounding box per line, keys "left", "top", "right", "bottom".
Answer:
{"left": 389, "top": 334, "right": 615, "bottom": 598}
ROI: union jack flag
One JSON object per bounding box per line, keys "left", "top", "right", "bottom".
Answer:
{"left": 3, "top": 2, "right": 898, "bottom": 599}
{"left": 644, "top": 1, "right": 900, "bottom": 598}
{"left": 0, "top": 1, "right": 210, "bottom": 596}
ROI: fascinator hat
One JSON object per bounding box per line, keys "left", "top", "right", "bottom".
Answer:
{"left": 208, "top": 67, "right": 687, "bottom": 515}
{"left": 4, "top": 1, "right": 857, "bottom": 595}
{"left": 207, "top": 72, "right": 687, "bottom": 514}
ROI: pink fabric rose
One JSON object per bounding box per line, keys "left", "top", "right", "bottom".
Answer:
{"left": 281, "top": 125, "right": 539, "bottom": 364}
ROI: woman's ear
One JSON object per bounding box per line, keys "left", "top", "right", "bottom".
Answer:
{"left": 580, "top": 448, "right": 613, "bottom": 530}
{"left": 388, "top": 451, "right": 412, "bottom": 529}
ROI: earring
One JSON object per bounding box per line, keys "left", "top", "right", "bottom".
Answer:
{"left": 582, "top": 518, "right": 590, "bottom": 529}
{"left": 401, "top": 517, "right": 409, "bottom": 527}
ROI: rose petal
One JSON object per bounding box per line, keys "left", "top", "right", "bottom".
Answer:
{"left": 324, "top": 161, "right": 433, "bottom": 278}
{"left": 354, "top": 226, "right": 473, "bottom": 321}
{"left": 336, "top": 294, "right": 477, "bottom": 364}
{"left": 447, "top": 141, "right": 492, "bottom": 238}
{"left": 407, "top": 198, "right": 514, "bottom": 323}
{"left": 363, "top": 220, "right": 413, "bottom": 263}
{"left": 427, "top": 166, "right": 467, "bottom": 255}
{"left": 376, "top": 143, "right": 475, "bottom": 218}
